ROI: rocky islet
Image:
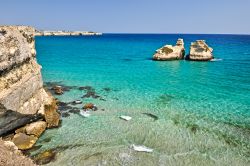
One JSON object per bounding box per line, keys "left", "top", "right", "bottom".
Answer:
{"left": 153, "top": 38, "right": 214, "bottom": 61}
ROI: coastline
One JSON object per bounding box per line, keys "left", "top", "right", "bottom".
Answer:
{"left": 35, "top": 30, "right": 102, "bottom": 36}
{"left": 0, "top": 27, "right": 250, "bottom": 165}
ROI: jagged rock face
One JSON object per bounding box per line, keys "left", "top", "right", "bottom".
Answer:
{"left": 0, "top": 139, "right": 36, "bottom": 166}
{"left": 0, "top": 26, "right": 51, "bottom": 114}
{"left": 153, "top": 38, "right": 185, "bottom": 60}
{"left": 188, "top": 40, "right": 213, "bottom": 61}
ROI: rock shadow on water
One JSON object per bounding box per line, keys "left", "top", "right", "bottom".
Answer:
{"left": 157, "top": 94, "right": 174, "bottom": 104}
{"left": 102, "top": 87, "right": 112, "bottom": 92}
{"left": 142, "top": 113, "right": 159, "bottom": 121}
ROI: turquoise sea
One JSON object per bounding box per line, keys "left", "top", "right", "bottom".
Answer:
{"left": 33, "top": 34, "right": 250, "bottom": 165}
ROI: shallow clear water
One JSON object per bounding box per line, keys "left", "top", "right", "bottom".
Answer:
{"left": 34, "top": 34, "right": 250, "bottom": 165}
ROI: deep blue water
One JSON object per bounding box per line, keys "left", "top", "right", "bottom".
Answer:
{"left": 34, "top": 34, "right": 250, "bottom": 165}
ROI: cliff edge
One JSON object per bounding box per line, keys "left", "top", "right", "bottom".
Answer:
{"left": 0, "top": 26, "right": 59, "bottom": 154}
{"left": 0, "top": 26, "right": 52, "bottom": 115}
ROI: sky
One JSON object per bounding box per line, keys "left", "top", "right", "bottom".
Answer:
{"left": 0, "top": 0, "right": 250, "bottom": 34}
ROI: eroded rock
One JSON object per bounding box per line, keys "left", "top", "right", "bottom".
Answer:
{"left": 187, "top": 40, "right": 213, "bottom": 61}
{"left": 153, "top": 38, "right": 185, "bottom": 60}
{"left": 12, "top": 133, "right": 38, "bottom": 150}
{"left": 44, "top": 99, "right": 60, "bottom": 128}
{"left": 25, "top": 121, "right": 47, "bottom": 137}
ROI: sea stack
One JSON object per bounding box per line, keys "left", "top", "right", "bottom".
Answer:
{"left": 0, "top": 26, "right": 59, "bottom": 150}
{"left": 153, "top": 38, "right": 185, "bottom": 60}
{"left": 187, "top": 40, "right": 213, "bottom": 61}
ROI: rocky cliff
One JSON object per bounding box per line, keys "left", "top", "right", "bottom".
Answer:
{"left": 153, "top": 38, "right": 185, "bottom": 60}
{"left": 187, "top": 40, "right": 213, "bottom": 61}
{"left": 0, "top": 26, "right": 52, "bottom": 115}
{"left": 0, "top": 26, "right": 59, "bottom": 152}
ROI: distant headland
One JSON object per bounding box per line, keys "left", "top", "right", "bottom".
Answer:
{"left": 35, "top": 30, "right": 102, "bottom": 36}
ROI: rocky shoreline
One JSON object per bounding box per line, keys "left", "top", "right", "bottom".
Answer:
{"left": 35, "top": 30, "right": 102, "bottom": 36}
{"left": 0, "top": 26, "right": 60, "bottom": 165}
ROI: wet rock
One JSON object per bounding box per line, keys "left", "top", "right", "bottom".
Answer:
{"left": 44, "top": 82, "right": 78, "bottom": 95}
{"left": 83, "top": 103, "right": 97, "bottom": 111}
{"left": 44, "top": 99, "right": 60, "bottom": 128}
{"left": 32, "top": 150, "right": 56, "bottom": 165}
{"left": 12, "top": 133, "right": 38, "bottom": 150}
{"left": 187, "top": 40, "right": 213, "bottom": 61}
{"left": 52, "top": 86, "right": 63, "bottom": 95}
{"left": 83, "top": 103, "right": 94, "bottom": 109}
{"left": 25, "top": 121, "right": 47, "bottom": 137}
{"left": 61, "top": 112, "right": 70, "bottom": 118}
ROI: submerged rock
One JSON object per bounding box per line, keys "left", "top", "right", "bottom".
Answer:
{"left": 82, "top": 90, "right": 101, "bottom": 99}
{"left": 12, "top": 133, "right": 38, "bottom": 150}
{"left": 61, "top": 112, "right": 70, "bottom": 118}
{"left": 52, "top": 86, "right": 63, "bottom": 95}
{"left": 69, "top": 108, "right": 80, "bottom": 114}
{"left": 153, "top": 38, "right": 185, "bottom": 60}
{"left": 32, "top": 150, "right": 56, "bottom": 165}
{"left": 83, "top": 103, "right": 98, "bottom": 111}
{"left": 187, "top": 40, "right": 213, "bottom": 61}
{"left": 142, "top": 113, "right": 158, "bottom": 121}
{"left": 79, "top": 86, "right": 93, "bottom": 91}
{"left": 103, "top": 87, "right": 111, "bottom": 92}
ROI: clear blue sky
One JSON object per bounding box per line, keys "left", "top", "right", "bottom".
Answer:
{"left": 1, "top": 0, "right": 250, "bottom": 34}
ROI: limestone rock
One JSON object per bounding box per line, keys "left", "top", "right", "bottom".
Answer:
{"left": 44, "top": 99, "right": 60, "bottom": 128}
{"left": 25, "top": 121, "right": 47, "bottom": 137}
{"left": 12, "top": 133, "right": 38, "bottom": 150}
{"left": 0, "top": 26, "right": 52, "bottom": 115}
{"left": 0, "top": 139, "right": 36, "bottom": 166}
{"left": 0, "top": 109, "right": 43, "bottom": 137}
{"left": 153, "top": 38, "right": 185, "bottom": 60}
{"left": 187, "top": 40, "right": 213, "bottom": 61}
